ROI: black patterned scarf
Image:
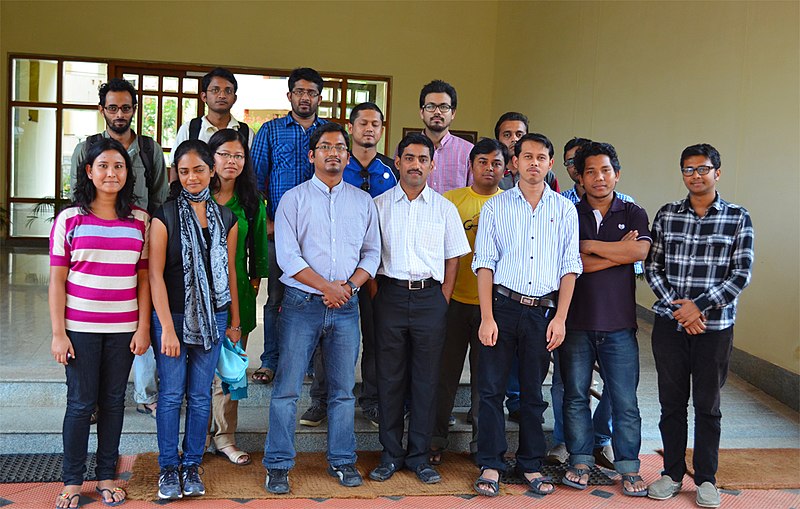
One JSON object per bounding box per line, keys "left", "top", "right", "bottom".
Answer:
{"left": 178, "top": 187, "right": 231, "bottom": 350}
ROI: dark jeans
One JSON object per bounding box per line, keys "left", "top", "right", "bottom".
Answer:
{"left": 476, "top": 291, "right": 552, "bottom": 473}
{"left": 62, "top": 331, "right": 135, "bottom": 485}
{"left": 260, "top": 238, "right": 283, "bottom": 371}
{"left": 374, "top": 280, "right": 448, "bottom": 468}
{"left": 432, "top": 299, "right": 480, "bottom": 453}
{"left": 651, "top": 315, "right": 734, "bottom": 486}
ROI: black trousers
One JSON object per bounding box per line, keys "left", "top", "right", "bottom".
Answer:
{"left": 309, "top": 289, "right": 378, "bottom": 411}
{"left": 374, "top": 281, "right": 448, "bottom": 468}
{"left": 651, "top": 315, "right": 733, "bottom": 486}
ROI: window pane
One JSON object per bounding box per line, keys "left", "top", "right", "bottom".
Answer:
{"left": 12, "top": 58, "right": 58, "bottom": 103}
{"left": 183, "top": 78, "right": 199, "bottom": 94}
{"left": 143, "top": 75, "right": 159, "bottom": 91}
{"left": 63, "top": 61, "right": 107, "bottom": 104}
{"left": 123, "top": 73, "right": 139, "bottom": 90}
{"left": 10, "top": 202, "right": 55, "bottom": 238}
{"left": 163, "top": 76, "right": 179, "bottom": 93}
{"left": 182, "top": 98, "right": 198, "bottom": 125}
{"left": 161, "top": 96, "right": 178, "bottom": 149}
{"left": 61, "top": 109, "right": 105, "bottom": 198}
{"left": 11, "top": 107, "right": 57, "bottom": 198}
{"left": 141, "top": 96, "right": 159, "bottom": 139}
{"left": 319, "top": 82, "right": 340, "bottom": 119}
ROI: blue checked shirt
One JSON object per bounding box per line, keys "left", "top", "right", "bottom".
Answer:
{"left": 251, "top": 114, "right": 328, "bottom": 219}
{"left": 472, "top": 184, "right": 583, "bottom": 296}
{"left": 562, "top": 186, "right": 643, "bottom": 275}
{"left": 646, "top": 193, "right": 754, "bottom": 331}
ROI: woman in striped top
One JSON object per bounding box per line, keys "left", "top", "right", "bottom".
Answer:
{"left": 50, "top": 137, "right": 151, "bottom": 508}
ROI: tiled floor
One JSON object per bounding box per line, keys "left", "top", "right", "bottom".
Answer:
{"left": 1, "top": 246, "right": 798, "bottom": 507}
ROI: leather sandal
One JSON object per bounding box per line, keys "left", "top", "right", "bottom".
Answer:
{"left": 251, "top": 367, "right": 274, "bottom": 384}
{"left": 562, "top": 466, "right": 591, "bottom": 490}
{"left": 473, "top": 468, "right": 500, "bottom": 497}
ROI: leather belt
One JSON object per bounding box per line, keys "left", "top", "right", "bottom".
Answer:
{"left": 494, "top": 285, "right": 557, "bottom": 308}
{"left": 387, "top": 277, "right": 440, "bottom": 290}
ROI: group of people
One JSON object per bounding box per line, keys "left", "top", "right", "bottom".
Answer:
{"left": 49, "top": 66, "right": 753, "bottom": 509}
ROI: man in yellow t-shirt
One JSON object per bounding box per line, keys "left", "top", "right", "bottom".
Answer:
{"left": 430, "top": 138, "right": 507, "bottom": 462}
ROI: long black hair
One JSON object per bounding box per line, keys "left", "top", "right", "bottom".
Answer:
{"left": 207, "top": 129, "right": 260, "bottom": 220}
{"left": 168, "top": 139, "right": 220, "bottom": 200}
{"left": 73, "top": 137, "right": 136, "bottom": 218}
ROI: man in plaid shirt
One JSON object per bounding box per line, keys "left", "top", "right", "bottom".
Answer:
{"left": 645, "top": 143, "right": 754, "bottom": 508}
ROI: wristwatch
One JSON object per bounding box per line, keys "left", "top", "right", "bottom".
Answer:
{"left": 345, "top": 280, "right": 360, "bottom": 294}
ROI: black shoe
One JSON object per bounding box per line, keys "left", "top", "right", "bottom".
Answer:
{"left": 158, "top": 465, "right": 183, "bottom": 500}
{"left": 299, "top": 403, "right": 327, "bottom": 427}
{"left": 181, "top": 464, "right": 205, "bottom": 497}
{"left": 266, "top": 468, "right": 290, "bottom": 494}
{"left": 369, "top": 462, "right": 401, "bottom": 482}
{"left": 411, "top": 463, "right": 441, "bottom": 484}
{"left": 362, "top": 407, "right": 379, "bottom": 428}
{"left": 466, "top": 407, "right": 473, "bottom": 424}
{"left": 508, "top": 409, "right": 520, "bottom": 423}
{"left": 328, "top": 463, "right": 363, "bottom": 487}
{"left": 593, "top": 445, "right": 615, "bottom": 470}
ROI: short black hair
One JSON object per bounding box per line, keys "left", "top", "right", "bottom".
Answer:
{"left": 494, "top": 112, "right": 529, "bottom": 140}
{"left": 288, "top": 67, "right": 324, "bottom": 93}
{"left": 573, "top": 141, "right": 621, "bottom": 175}
{"left": 308, "top": 123, "right": 350, "bottom": 151}
{"left": 73, "top": 137, "right": 135, "bottom": 219}
{"left": 563, "top": 137, "right": 592, "bottom": 158}
{"left": 397, "top": 133, "right": 435, "bottom": 159}
{"left": 419, "top": 79, "right": 457, "bottom": 110}
{"left": 470, "top": 138, "right": 508, "bottom": 164}
{"left": 349, "top": 102, "right": 384, "bottom": 123}
{"left": 514, "top": 133, "right": 554, "bottom": 159}
{"left": 680, "top": 143, "right": 721, "bottom": 169}
{"left": 99, "top": 78, "right": 137, "bottom": 107}
{"left": 202, "top": 67, "right": 238, "bottom": 93}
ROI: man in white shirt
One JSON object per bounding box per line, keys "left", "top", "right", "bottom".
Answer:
{"left": 471, "top": 133, "right": 582, "bottom": 497}
{"left": 369, "top": 133, "right": 470, "bottom": 485}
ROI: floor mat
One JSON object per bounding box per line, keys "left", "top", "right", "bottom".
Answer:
{"left": 0, "top": 453, "right": 96, "bottom": 483}
{"left": 686, "top": 448, "right": 800, "bottom": 490}
{"left": 501, "top": 457, "right": 614, "bottom": 485}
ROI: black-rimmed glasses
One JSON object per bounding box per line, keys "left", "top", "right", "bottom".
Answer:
{"left": 680, "top": 165, "right": 715, "bottom": 176}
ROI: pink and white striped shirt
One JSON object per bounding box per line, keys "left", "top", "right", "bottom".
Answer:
{"left": 50, "top": 206, "right": 149, "bottom": 333}
{"left": 427, "top": 131, "right": 474, "bottom": 194}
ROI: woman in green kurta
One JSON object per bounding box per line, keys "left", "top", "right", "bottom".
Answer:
{"left": 207, "top": 129, "right": 269, "bottom": 465}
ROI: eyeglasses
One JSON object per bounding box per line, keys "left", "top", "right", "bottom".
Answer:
{"left": 291, "top": 88, "right": 320, "bottom": 99}
{"left": 104, "top": 105, "right": 133, "bottom": 114}
{"left": 216, "top": 152, "right": 245, "bottom": 162}
{"left": 680, "top": 165, "right": 715, "bottom": 176}
{"left": 207, "top": 86, "right": 234, "bottom": 95}
{"left": 359, "top": 169, "right": 370, "bottom": 192}
{"left": 316, "top": 143, "right": 348, "bottom": 153}
{"left": 422, "top": 103, "right": 453, "bottom": 113}
{"left": 564, "top": 158, "right": 575, "bottom": 168}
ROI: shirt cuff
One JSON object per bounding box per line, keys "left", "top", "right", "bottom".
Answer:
{"left": 471, "top": 256, "right": 497, "bottom": 275}
{"left": 694, "top": 295, "right": 712, "bottom": 312}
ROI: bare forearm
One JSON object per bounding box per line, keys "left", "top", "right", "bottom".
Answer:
{"left": 136, "top": 270, "right": 151, "bottom": 329}
{"left": 347, "top": 268, "right": 371, "bottom": 288}
{"left": 48, "top": 269, "right": 68, "bottom": 335}
{"left": 582, "top": 240, "right": 648, "bottom": 264}
{"left": 477, "top": 268, "right": 495, "bottom": 320}
{"left": 293, "top": 267, "right": 337, "bottom": 294}
{"left": 580, "top": 253, "right": 619, "bottom": 273}
{"left": 554, "top": 273, "right": 577, "bottom": 321}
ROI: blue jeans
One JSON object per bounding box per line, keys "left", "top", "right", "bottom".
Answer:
{"left": 560, "top": 328, "right": 641, "bottom": 474}
{"left": 132, "top": 345, "right": 158, "bottom": 405}
{"left": 551, "top": 348, "right": 612, "bottom": 446}
{"left": 152, "top": 311, "right": 225, "bottom": 469}
{"left": 62, "top": 331, "right": 134, "bottom": 485}
{"left": 259, "top": 238, "right": 282, "bottom": 372}
{"left": 263, "top": 287, "right": 360, "bottom": 469}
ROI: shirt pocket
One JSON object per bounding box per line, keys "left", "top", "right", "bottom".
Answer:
{"left": 663, "top": 232, "right": 686, "bottom": 259}
{"left": 703, "top": 234, "right": 733, "bottom": 264}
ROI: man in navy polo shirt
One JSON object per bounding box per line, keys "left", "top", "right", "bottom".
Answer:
{"left": 559, "top": 142, "right": 650, "bottom": 498}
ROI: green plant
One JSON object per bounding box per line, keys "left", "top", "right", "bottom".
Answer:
{"left": 0, "top": 205, "right": 10, "bottom": 235}
{"left": 26, "top": 198, "right": 69, "bottom": 228}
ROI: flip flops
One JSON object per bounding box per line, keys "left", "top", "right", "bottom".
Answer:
{"left": 562, "top": 466, "right": 591, "bottom": 490}
{"left": 55, "top": 492, "right": 80, "bottom": 508}
{"left": 95, "top": 487, "right": 126, "bottom": 506}
{"left": 621, "top": 474, "right": 649, "bottom": 497}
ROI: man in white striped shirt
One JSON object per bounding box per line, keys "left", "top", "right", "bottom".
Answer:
{"left": 369, "top": 133, "right": 470, "bottom": 485}
{"left": 471, "top": 133, "right": 582, "bottom": 497}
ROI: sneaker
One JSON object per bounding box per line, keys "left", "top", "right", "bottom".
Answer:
{"left": 158, "top": 465, "right": 183, "bottom": 500}
{"left": 328, "top": 463, "right": 363, "bottom": 487}
{"left": 545, "top": 443, "right": 569, "bottom": 465}
{"left": 362, "top": 407, "right": 379, "bottom": 428}
{"left": 181, "top": 464, "right": 205, "bottom": 497}
{"left": 696, "top": 481, "right": 721, "bottom": 508}
{"left": 647, "top": 475, "right": 682, "bottom": 500}
{"left": 266, "top": 468, "right": 290, "bottom": 494}
{"left": 300, "top": 403, "right": 327, "bottom": 427}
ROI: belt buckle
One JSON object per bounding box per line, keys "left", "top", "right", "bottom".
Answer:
{"left": 520, "top": 295, "right": 535, "bottom": 306}
{"left": 408, "top": 280, "right": 423, "bottom": 290}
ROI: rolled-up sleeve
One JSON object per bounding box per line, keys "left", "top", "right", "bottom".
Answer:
{"left": 558, "top": 203, "right": 583, "bottom": 278}
{"left": 472, "top": 200, "right": 498, "bottom": 274}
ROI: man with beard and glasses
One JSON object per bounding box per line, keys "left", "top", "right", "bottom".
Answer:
{"left": 342, "top": 102, "right": 398, "bottom": 428}
{"left": 418, "top": 80, "right": 474, "bottom": 194}
{"left": 250, "top": 68, "right": 328, "bottom": 406}
{"left": 174, "top": 67, "right": 254, "bottom": 150}
{"left": 69, "top": 77, "right": 168, "bottom": 426}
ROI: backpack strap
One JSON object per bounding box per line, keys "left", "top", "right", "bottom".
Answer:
{"left": 189, "top": 117, "right": 203, "bottom": 140}
{"left": 137, "top": 135, "right": 156, "bottom": 212}
{"left": 237, "top": 122, "right": 250, "bottom": 151}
